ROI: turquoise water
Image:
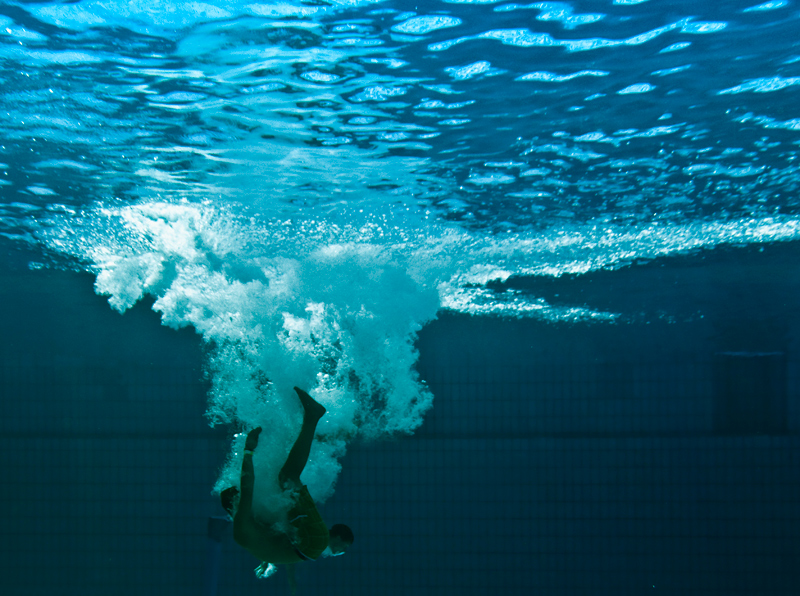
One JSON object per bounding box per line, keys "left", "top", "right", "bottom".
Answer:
{"left": 2, "top": 0, "right": 799, "bottom": 509}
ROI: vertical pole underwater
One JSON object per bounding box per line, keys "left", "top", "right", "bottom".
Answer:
{"left": 205, "top": 516, "right": 231, "bottom": 596}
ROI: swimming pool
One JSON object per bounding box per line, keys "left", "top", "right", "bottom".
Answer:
{"left": 1, "top": 1, "right": 798, "bottom": 594}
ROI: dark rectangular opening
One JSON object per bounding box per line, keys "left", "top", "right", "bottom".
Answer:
{"left": 713, "top": 352, "right": 788, "bottom": 435}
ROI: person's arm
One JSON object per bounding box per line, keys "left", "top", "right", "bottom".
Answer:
{"left": 286, "top": 564, "right": 298, "bottom": 595}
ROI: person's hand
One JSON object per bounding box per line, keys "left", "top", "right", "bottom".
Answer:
{"left": 245, "top": 427, "right": 262, "bottom": 451}
{"left": 254, "top": 561, "right": 277, "bottom": 579}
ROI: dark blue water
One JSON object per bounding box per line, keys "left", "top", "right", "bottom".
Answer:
{"left": 1, "top": 1, "right": 799, "bottom": 594}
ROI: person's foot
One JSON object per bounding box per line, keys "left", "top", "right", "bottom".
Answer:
{"left": 294, "top": 387, "right": 326, "bottom": 421}
{"left": 245, "top": 427, "right": 262, "bottom": 451}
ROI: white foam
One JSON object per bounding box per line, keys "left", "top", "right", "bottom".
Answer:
{"left": 38, "top": 200, "right": 800, "bottom": 507}
{"left": 43, "top": 202, "right": 442, "bottom": 504}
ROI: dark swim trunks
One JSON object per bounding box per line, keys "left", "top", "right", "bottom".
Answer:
{"left": 287, "top": 485, "right": 329, "bottom": 560}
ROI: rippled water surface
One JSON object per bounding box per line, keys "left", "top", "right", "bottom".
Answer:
{"left": 3, "top": 0, "right": 800, "bottom": 231}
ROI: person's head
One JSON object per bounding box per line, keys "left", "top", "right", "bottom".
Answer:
{"left": 328, "top": 524, "right": 354, "bottom": 555}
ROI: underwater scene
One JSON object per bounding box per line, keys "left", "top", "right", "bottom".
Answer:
{"left": 1, "top": 0, "right": 799, "bottom": 594}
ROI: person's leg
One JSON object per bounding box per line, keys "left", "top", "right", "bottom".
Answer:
{"left": 279, "top": 387, "right": 326, "bottom": 487}
{"left": 233, "top": 427, "right": 261, "bottom": 533}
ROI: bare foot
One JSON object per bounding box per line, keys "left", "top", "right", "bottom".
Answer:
{"left": 294, "top": 387, "right": 326, "bottom": 421}
{"left": 245, "top": 427, "right": 262, "bottom": 451}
